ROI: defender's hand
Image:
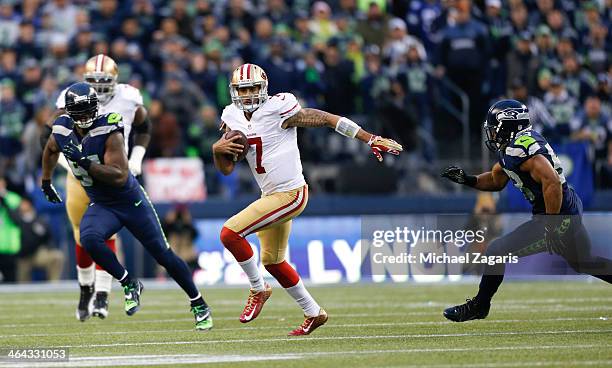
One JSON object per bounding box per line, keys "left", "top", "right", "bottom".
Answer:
{"left": 41, "top": 179, "right": 62, "bottom": 203}
{"left": 213, "top": 134, "right": 245, "bottom": 157}
{"left": 441, "top": 166, "right": 469, "bottom": 184}
{"left": 367, "top": 135, "right": 402, "bottom": 162}
{"left": 61, "top": 140, "right": 84, "bottom": 163}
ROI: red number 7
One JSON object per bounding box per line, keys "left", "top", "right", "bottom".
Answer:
{"left": 247, "top": 137, "right": 266, "bottom": 174}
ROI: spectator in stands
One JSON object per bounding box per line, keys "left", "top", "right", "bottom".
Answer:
{"left": 383, "top": 18, "right": 426, "bottom": 70}
{"left": 561, "top": 54, "right": 595, "bottom": 103}
{"left": 322, "top": 40, "right": 355, "bottom": 115}
{"left": 534, "top": 25, "right": 558, "bottom": 71}
{"left": 583, "top": 22, "right": 609, "bottom": 74}
{"left": 0, "top": 0, "right": 19, "bottom": 47}
{"left": 356, "top": 1, "right": 388, "bottom": 48}
{"left": 509, "top": 78, "right": 555, "bottom": 135}
{"left": 437, "top": 0, "right": 490, "bottom": 136}
{"left": 41, "top": 0, "right": 79, "bottom": 39}
{"left": 507, "top": 31, "right": 539, "bottom": 94}
{"left": 509, "top": 3, "right": 530, "bottom": 34}
{"left": 0, "top": 79, "right": 25, "bottom": 175}
{"left": 15, "top": 21, "right": 42, "bottom": 61}
{"left": 89, "top": 0, "right": 122, "bottom": 41}
{"left": 571, "top": 95, "right": 611, "bottom": 160}
{"left": 397, "top": 44, "right": 435, "bottom": 161}
{"left": 15, "top": 197, "right": 64, "bottom": 282}
{"left": 159, "top": 204, "right": 198, "bottom": 278}
{"left": 483, "top": 0, "right": 512, "bottom": 98}
{"left": 544, "top": 76, "right": 578, "bottom": 139}
{"left": 309, "top": 1, "right": 338, "bottom": 46}
{"left": 0, "top": 177, "right": 20, "bottom": 283}
{"left": 21, "top": 105, "right": 52, "bottom": 176}
{"left": 295, "top": 50, "right": 325, "bottom": 109}
{"left": 158, "top": 71, "right": 207, "bottom": 143}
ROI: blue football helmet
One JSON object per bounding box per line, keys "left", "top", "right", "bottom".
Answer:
{"left": 64, "top": 82, "right": 98, "bottom": 129}
{"left": 484, "top": 99, "right": 531, "bottom": 152}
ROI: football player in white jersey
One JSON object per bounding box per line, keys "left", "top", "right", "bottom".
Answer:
{"left": 213, "top": 63, "right": 402, "bottom": 335}
{"left": 47, "top": 54, "right": 151, "bottom": 321}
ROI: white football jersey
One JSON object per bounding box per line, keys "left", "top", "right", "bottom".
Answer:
{"left": 221, "top": 93, "right": 306, "bottom": 195}
{"left": 56, "top": 83, "right": 143, "bottom": 154}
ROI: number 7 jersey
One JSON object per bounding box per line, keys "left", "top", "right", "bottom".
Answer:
{"left": 221, "top": 93, "right": 306, "bottom": 195}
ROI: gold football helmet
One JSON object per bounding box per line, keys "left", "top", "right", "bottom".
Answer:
{"left": 83, "top": 54, "right": 118, "bottom": 104}
{"left": 229, "top": 63, "right": 268, "bottom": 112}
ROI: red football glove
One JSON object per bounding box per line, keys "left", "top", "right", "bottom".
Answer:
{"left": 367, "top": 135, "right": 403, "bottom": 162}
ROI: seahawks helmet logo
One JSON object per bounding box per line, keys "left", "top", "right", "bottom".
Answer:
{"left": 496, "top": 108, "right": 529, "bottom": 123}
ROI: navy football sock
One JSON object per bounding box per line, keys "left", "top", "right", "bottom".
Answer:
{"left": 476, "top": 274, "right": 504, "bottom": 302}
{"left": 154, "top": 248, "right": 200, "bottom": 300}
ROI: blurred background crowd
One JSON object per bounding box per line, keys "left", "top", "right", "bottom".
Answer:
{"left": 0, "top": 0, "right": 610, "bottom": 282}
{"left": 0, "top": 0, "right": 610, "bottom": 196}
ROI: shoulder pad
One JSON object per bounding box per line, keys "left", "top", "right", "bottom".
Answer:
{"left": 51, "top": 115, "right": 74, "bottom": 136}
{"left": 513, "top": 135, "right": 536, "bottom": 150}
{"left": 104, "top": 112, "right": 123, "bottom": 125}
{"left": 115, "top": 84, "right": 144, "bottom": 105}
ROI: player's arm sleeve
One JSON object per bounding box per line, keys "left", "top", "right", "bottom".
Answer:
{"left": 276, "top": 93, "right": 302, "bottom": 125}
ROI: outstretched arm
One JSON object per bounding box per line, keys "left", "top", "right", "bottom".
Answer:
{"left": 441, "top": 163, "right": 509, "bottom": 192}
{"left": 282, "top": 108, "right": 403, "bottom": 161}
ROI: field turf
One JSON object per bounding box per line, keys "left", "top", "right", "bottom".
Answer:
{"left": 0, "top": 280, "right": 610, "bottom": 367}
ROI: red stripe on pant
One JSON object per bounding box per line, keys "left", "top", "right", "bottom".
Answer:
{"left": 265, "top": 261, "right": 299, "bottom": 288}
{"left": 96, "top": 239, "right": 117, "bottom": 270}
{"left": 238, "top": 187, "right": 306, "bottom": 236}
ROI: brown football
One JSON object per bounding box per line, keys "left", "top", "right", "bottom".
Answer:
{"left": 225, "top": 130, "right": 249, "bottom": 162}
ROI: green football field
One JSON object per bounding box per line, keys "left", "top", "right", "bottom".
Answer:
{"left": 0, "top": 281, "right": 610, "bottom": 367}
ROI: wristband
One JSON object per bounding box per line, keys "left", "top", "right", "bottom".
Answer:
{"left": 129, "top": 145, "right": 147, "bottom": 164}
{"left": 335, "top": 117, "right": 361, "bottom": 138}
{"left": 42, "top": 179, "right": 51, "bottom": 187}
{"left": 464, "top": 175, "right": 477, "bottom": 187}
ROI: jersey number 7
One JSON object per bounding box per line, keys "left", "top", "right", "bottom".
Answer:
{"left": 247, "top": 137, "right": 266, "bottom": 174}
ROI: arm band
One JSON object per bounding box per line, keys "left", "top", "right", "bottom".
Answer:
{"left": 134, "top": 117, "right": 151, "bottom": 134}
{"left": 464, "top": 175, "right": 477, "bottom": 187}
{"left": 335, "top": 117, "right": 361, "bottom": 138}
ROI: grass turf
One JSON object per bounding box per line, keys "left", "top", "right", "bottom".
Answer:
{"left": 0, "top": 281, "right": 610, "bottom": 367}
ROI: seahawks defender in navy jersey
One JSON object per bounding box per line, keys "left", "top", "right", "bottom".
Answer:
{"left": 441, "top": 99, "right": 611, "bottom": 322}
{"left": 41, "top": 82, "right": 213, "bottom": 330}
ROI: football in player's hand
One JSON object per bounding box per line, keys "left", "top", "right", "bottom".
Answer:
{"left": 225, "top": 130, "right": 249, "bottom": 162}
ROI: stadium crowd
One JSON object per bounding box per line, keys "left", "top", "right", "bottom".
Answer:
{"left": 0, "top": 0, "right": 610, "bottom": 196}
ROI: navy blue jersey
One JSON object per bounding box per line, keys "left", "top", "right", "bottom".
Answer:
{"left": 498, "top": 129, "right": 581, "bottom": 215}
{"left": 52, "top": 112, "right": 140, "bottom": 205}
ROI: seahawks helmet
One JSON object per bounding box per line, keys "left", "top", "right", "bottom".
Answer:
{"left": 65, "top": 82, "right": 98, "bottom": 129}
{"left": 484, "top": 99, "right": 531, "bottom": 152}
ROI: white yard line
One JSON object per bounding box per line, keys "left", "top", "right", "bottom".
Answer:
{"left": 0, "top": 317, "right": 607, "bottom": 339}
{"left": 1, "top": 303, "right": 610, "bottom": 323}
{"left": 28, "top": 328, "right": 609, "bottom": 349}
{"left": 1, "top": 307, "right": 610, "bottom": 329}
{"left": 0, "top": 345, "right": 608, "bottom": 368}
